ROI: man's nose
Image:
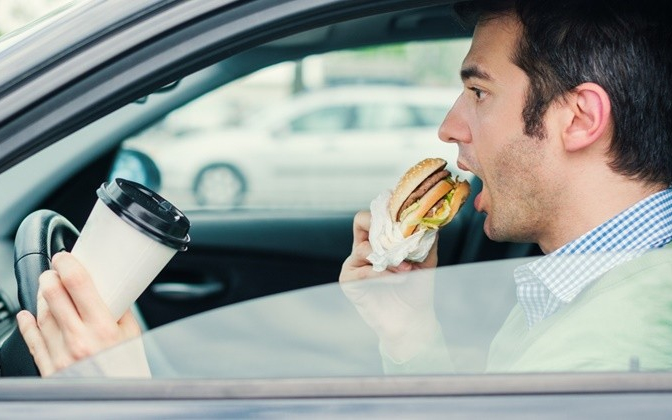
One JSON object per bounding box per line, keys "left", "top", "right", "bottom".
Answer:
{"left": 438, "top": 94, "right": 470, "bottom": 144}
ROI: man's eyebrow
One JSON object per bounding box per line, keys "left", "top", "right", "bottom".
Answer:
{"left": 460, "top": 65, "right": 493, "bottom": 82}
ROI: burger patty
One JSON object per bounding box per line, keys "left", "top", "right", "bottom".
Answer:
{"left": 426, "top": 197, "right": 445, "bottom": 218}
{"left": 397, "top": 169, "right": 450, "bottom": 219}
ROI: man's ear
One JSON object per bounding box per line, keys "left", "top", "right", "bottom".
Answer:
{"left": 562, "top": 82, "right": 612, "bottom": 152}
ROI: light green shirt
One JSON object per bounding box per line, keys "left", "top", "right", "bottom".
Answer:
{"left": 383, "top": 246, "right": 672, "bottom": 374}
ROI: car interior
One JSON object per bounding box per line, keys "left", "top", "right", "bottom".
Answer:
{"left": 0, "top": 1, "right": 541, "bottom": 352}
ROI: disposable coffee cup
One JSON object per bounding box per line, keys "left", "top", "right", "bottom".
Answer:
{"left": 71, "top": 178, "right": 190, "bottom": 320}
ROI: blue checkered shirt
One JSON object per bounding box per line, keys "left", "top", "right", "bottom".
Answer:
{"left": 514, "top": 188, "right": 672, "bottom": 328}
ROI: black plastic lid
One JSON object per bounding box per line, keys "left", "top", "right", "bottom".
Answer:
{"left": 97, "top": 179, "right": 190, "bottom": 251}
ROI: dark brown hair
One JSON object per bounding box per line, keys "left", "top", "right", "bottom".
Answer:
{"left": 457, "top": 0, "right": 672, "bottom": 185}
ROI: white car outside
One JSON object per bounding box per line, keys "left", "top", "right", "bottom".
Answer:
{"left": 122, "top": 84, "right": 468, "bottom": 211}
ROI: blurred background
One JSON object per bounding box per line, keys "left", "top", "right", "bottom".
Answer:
{"left": 0, "top": 0, "right": 72, "bottom": 34}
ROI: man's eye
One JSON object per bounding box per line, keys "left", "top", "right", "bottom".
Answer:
{"left": 469, "top": 87, "right": 484, "bottom": 100}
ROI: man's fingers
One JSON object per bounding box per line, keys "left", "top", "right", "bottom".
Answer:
{"left": 38, "top": 268, "right": 83, "bottom": 336}
{"left": 389, "top": 261, "right": 413, "bottom": 272}
{"left": 353, "top": 240, "right": 374, "bottom": 262}
{"left": 341, "top": 263, "right": 384, "bottom": 283}
{"left": 16, "top": 254, "right": 145, "bottom": 376}
{"left": 419, "top": 234, "right": 439, "bottom": 269}
{"left": 36, "top": 270, "right": 80, "bottom": 367}
{"left": 51, "top": 252, "right": 114, "bottom": 324}
{"left": 118, "top": 310, "right": 142, "bottom": 337}
{"left": 340, "top": 240, "right": 376, "bottom": 282}
{"left": 17, "top": 310, "right": 54, "bottom": 377}
{"left": 352, "top": 211, "right": 372, "bottom": 250}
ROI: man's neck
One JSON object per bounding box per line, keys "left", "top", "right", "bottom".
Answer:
{"left": 537, "top": 180, "right": 667, "bottom": 254}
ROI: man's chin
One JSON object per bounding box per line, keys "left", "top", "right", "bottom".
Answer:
{"left": 483, "top": 216, "right": 513, "bottom": 243}
{"left": 482, "top": 216, "right": 497, "bottom": 241}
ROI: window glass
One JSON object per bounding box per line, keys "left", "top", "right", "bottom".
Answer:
{"left": 111, "top": 39, "right": 472, "bottom": 211}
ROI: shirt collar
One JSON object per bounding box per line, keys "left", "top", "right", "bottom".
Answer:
{"left": 515, "top": 188, "right": 672, "bottom": 318}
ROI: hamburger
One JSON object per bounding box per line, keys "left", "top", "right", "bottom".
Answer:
{"left": 388, "top": 158, "right": 470, "bottom": 238}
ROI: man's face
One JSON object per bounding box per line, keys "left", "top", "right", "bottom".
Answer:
{"left": 439, "top": 15, "right": 563, "bottom": 247}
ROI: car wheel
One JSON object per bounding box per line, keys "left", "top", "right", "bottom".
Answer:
{"left": 193, "top": 164, "right": 246, "bottom": 207}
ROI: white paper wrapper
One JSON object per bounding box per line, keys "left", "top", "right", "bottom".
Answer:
{"left": 366, "top": 190, "right": 438, "bottom": 272}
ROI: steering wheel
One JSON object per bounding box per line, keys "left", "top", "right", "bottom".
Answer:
{"left": 0, "top": 210, "right": 79, "bottom": 376}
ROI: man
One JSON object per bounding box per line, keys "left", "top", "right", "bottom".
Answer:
{"left": 340, "top": 0, "right": 672, "bottom": 372}
{"left": 17, "top": 0, "right": 672, "bottom": 376}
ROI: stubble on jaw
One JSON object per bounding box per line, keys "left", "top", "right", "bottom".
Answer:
{"left": 484, "top": 133, "right": 559, "bottom": 246}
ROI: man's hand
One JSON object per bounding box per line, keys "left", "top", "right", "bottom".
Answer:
{"left": 339, "top": 211, "right": 441, "bottom": 362}
{"left": 339, "top": 211, "right": 438, "bottom": 282}
{"left": 17, "top": 252, "right": 142, "bottom": 377}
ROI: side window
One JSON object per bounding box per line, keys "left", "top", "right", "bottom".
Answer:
{"left": 111, "top": 39, "right": 471, "bottom": 210}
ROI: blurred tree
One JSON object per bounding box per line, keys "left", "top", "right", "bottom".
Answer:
{"left": 291, "top": 60, "right": 306, "bottom": 94}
